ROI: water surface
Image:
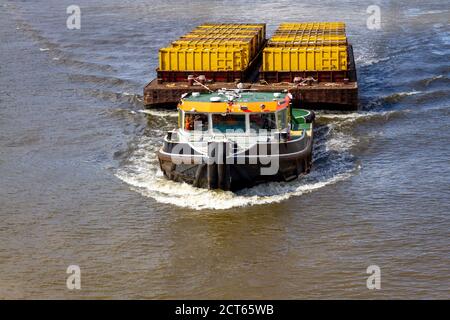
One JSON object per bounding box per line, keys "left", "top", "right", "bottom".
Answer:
{"left": 0, "top": 0, "right": 449, "bottom": 299}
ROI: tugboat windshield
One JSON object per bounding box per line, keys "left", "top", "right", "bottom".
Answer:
{"left": 212, "top": 114, "right": 246, "bottom": 133}
{"left": 184, "top": 113, "right": 209, "bottom": 131}
{"left": 249, "top": 113, "right": 277, "bottom": 132}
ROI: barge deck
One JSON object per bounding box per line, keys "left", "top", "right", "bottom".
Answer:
{"left": 144, "top": 80, "right": 358, "bottom": 111}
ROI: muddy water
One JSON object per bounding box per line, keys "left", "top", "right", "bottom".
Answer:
{"left": 0, "top": 0, "right": 449, "bottom": 299}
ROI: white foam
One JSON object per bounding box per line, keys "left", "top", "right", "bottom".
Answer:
{"left": 113, "top": 108, "right": 398, "bottom": 210}
{"left": 356, "top": 55, "right": 390, "bottom": 67}
{"left": 392, "top": 90, "right": 422, "bottom": 97}
{"left": 325, "top": 129, "right": 357, "bottom": 151}
{"left": 318, "top": 110, "right": 403, "bottom": 123}
{"left": 114, "top": 115, "right": 360, "bottom": 210}
{"left": 318, "top": 111, "right": 381, "bottom": 123}
{"left": 405, "top": 8, "right": 449, "bottom": 18}
{"left": 116, "top": 163, "right": 355, "bottom": 210}
{"left": 138, "top": 109, "right": 178, "bottom": 118}
{"left": 318, "top": 112, "right": 370, "bottom": 121}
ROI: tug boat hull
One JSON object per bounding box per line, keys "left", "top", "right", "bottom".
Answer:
{"left": 158, "top": 133, "right": 313, "bottom": 191}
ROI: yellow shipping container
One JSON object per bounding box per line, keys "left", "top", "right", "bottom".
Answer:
{"left": 275, "top": 27, "right": 346, "bottom": 34}
{"left": 159, "top": 47, "right": 245, "bottom": 71}
{"left": 262, "top": 46, "right": 348, "bottom": 72}
{"left": 276, "top": 27, "right": 345, "bottom": 36}
{"left": 268, "top": 40, "right": 348, "bottom": 47}
{"left": 175, "top": 36, "right": 258, "bottom": 59}
{"left": 274, "top": 30, "right": 346, "bottom": 37}
{"left": 172, "top": 39, "right": 254, "bottom": 65}
{"left": 187, "top": 29, "right": 263, "bottom": 48}
{"left": 198, "top": 22, "right": 265, "bottom": 28}
{"left": 196, "top": 23, "right": 266, "bottom": 45}
{"left": 157, "top": 24, "right": 267, "bottom": 72}
{"left": 197, "top": 23, "right": 265, "bottom": 33}
{"left": 189, "top": 29, "right": 264, "bottom": 45}
{"left": 278, "top": 22, "right": 346, "bottom": 30}
{"left": 270, "top": 34, "right": 347, "bottom": 44}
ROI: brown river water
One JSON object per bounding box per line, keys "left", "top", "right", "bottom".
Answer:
{"left": 0, "top": 0, "right": 449, "bottom": 299}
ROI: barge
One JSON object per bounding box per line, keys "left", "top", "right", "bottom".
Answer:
{"left": 157, "top": 90, "right": 314, "bottom": 191}
{"left": 144, "top": 22, "right": 358, "bottom": 111}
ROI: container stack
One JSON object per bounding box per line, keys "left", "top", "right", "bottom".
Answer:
{"left": 158, "top": 23, "right": 266, "bottom": 82}
{"left": 146, "top": 22, "right": 359, "bottom": 110}
{"left": 261, "top": 22, "right": 350, "bottom": 82}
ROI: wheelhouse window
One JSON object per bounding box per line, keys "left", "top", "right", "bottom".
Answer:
{"left": 184, "top": 113, "right": 209, "bottom": 131}
{"left": 212, "top": 114, "right": 246, "bottom": 133}
{"left": 277, "top": 109, "right": 288, "bottom": 130}
{"left": 249, "top": 113, "right": 277, "bottom": 132}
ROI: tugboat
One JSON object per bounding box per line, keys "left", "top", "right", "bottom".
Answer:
{"left": 157, "top": 89, "right": 314, "bottom": 191}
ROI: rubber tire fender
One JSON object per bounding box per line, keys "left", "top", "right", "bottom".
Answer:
{"left": 305, "top": 110, "right": 316, "bottom": 123}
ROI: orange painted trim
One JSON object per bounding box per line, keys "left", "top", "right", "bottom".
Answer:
{"left": 179, "top": 95, "right": 291, "bottom": 113}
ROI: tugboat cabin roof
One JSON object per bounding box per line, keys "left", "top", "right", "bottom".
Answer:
{"left": 179, "top": 91, "right": 290, "bottom": 113}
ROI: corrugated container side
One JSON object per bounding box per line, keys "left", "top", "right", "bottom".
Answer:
{"left": 262, "top": 46, "right": 348, "bottom": 72}
{"left": 159, "top": 47, "right": 245, "bottom": 71}
{"left": 172, "top": 39, "right": 254, "bottom": 65}
{"left": 176, "top": 35, "right": 258, "bottom": 58}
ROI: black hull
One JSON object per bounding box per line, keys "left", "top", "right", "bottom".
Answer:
{"left": 157, "top": 135, "right": 313, "bottom": 191}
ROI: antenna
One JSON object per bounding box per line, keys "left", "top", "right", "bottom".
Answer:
{"left": 193, "top": 78, "right": 213, "bottom": 93}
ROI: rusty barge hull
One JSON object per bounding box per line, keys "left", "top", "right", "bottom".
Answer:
{"left": 143, "top": 80, "right": 358, "bottom": 111}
